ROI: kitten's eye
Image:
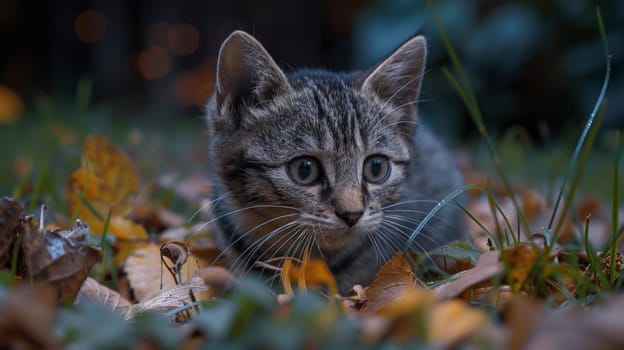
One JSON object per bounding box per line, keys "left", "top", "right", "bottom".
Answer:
{"left": 287, "top": 157, "right": 321, "bottom": 185}
{"left": 363, "top": 155, "right": 391, "bottom": 184}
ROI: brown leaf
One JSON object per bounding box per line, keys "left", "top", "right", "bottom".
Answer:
{"left": 0, "top": 197, "right": 25, "bottom": 268}
{"left": 125, "top": 242, "right": 211, "bottom": 302}
{"left": 522, "top": 293, "right": 624, "bottom": 349}
{"left": 74, "top": 277, "right": 132, "bottom": 315}
{"left": 22, "top": 219, "right": 102, "bottom": 303}
{"left": 359, "top": 253, "right": 426, "bottom": 315}
{"left": 434, "top": 251, "right": 503, "bottom": 300}
{"left": 124, "top": 276, "right": 207, "bottom": 320}
{"left": 196, "top": 266, "right": 236, "bottom": 292}
{"left": 132, "top": 198, "right": 185, "bottom": 232}
{"left": 0, "top": 284, "right": 61, "bottom": 349}
{"left": 500, "top": 243, "right": 540, "bottom": 291}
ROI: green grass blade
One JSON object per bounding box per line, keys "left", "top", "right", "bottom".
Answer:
{"left": 406, "top": 184, "right": 477, "bottom": 248}
{"left": 583, "top": 216, "right": 610, "bottom": 290}
{"left": 610, "top": 132, "right": 621, "bottom": 283}
{"left": 431, "top": 4, "right": 532, "bottom": 238}
{"left": 546, "top": 6, "right": 611, "bottom": 245}
{"left": 551, "top": 110, "right": 603, "bottom": 242}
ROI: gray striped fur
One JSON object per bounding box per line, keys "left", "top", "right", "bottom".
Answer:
{"left": 205, "top": 31, "right": 464, "bottom": 293}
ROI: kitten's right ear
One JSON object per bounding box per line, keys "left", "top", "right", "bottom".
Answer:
{"left": 215, "top": 31, "right": 291, "bottom": 112}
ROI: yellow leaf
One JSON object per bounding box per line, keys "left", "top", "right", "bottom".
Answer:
{"left": 82, "top": 135, "right": 139, "bottom": 216}
{"left": 428, "top": 299, "right": 490, "bottom": 346}
{"left": 501, "top": 243, "right": 540, "bottom": 291}
{"left": 107, "top": 217, "right": 149, "bottom": 263}
{"left": 66, "top": 134, "right": 145, "bottom": 263}
{"left": 280, "top": 250, "right": 338, "bottom": 296}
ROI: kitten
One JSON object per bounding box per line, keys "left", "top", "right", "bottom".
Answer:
{"left": 205, "top": 30, "right": 464, "bottom": 293}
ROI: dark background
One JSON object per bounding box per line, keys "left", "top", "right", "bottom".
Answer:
{"left": 1, "top": 0, "right": 622, "bottom": 141}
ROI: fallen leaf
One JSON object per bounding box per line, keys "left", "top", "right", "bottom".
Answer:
{"left": 22, "top": 219, "right": 102, "bottom": 302}
{"left": 74, "top": 277, "right": 132, "bottom": 315}
{"left": 434, "top": 251, "right": 503, "bottom": 300}
{"left": 280, "top": 250, "right": 338, "bottom": 296}
{"left": 0, "top": 197, "right": 25, "bottom": 268}
{"left": 522, "top": 293, "right": 624, "bottom": 349}
{"left": 125, "top": 242, "right": 211, "bottom": 302}
{"left": 66, "top": 134, "right": 148, "bottom": 263}
{"left": 124, "top": 276, "right": 207, "bottom": 320}
{"left": 359, "top": 253, "right": 423, "bottom": 315}
{"left": 500, "top": 243, "right": 540, "bottom": 291}
{"left": 428, "top": 299, "right": 492, "bottom": 347}
{"left": 0, "top": 284, "right": 60, "bottom": 349}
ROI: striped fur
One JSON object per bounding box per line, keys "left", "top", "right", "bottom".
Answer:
{"left": 206, "top": 31, "right": 464, "bottom": 293}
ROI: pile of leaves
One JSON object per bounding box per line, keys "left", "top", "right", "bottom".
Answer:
{"left": 1, "top": 127, "right": 623, "bottom": 349}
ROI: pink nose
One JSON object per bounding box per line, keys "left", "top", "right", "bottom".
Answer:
{"left": 335, "top": 210, "right": 363, "bottom": 227}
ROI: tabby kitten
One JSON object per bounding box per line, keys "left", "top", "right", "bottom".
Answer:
{"left": 205, "top": 31, "right": 464, "bottom": 293}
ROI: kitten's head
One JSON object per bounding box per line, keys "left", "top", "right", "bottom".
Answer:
{"left": 207, "top": 31, "right": 427, "bottom": 258}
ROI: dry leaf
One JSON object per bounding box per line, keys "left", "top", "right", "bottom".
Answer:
{"left": 74, "top": 277, "right": 132, "bottom": 315}
{"left": 522, "top": 293, "right": 624, "bottom": 349}
{"left": 434, "top": 251, "right": 503, "bottom": 300}
{"left": 22, "top": 219, "right": 102, "bottom": 302}
{"left": 106, "top": 216, "right": 149, "bottom": 263}
{"left": 124, "top": 276, "right": 207, "bottom": 320}
{"left": 0, "top": 284, "right": 60, "bottom": 349}
{"left": 0, "top": 197, "right": 25, "bottom": 268}
{"left": 132, "top": 198, "right": 185, "bottom": 232}
{"left": 359, "top": 253, "right": 423, "bottom": 315}
{"left": 125, "top": 242, "right": 211, "bottom": 302}
{"left": 280, "top": 250, "right": 338, "bottom": 296}
{"left": 429, "top": 299, "right": 491, "bottom": 346}
{"left": 66, "top": 134, "right": 148, "bottom": 263}
{"left": 500, "top": 243, "right": 540, "bottom": 291}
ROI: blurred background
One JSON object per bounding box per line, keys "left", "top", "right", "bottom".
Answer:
{"left": 0, "top": 0, "right": 622, "bottom": 140}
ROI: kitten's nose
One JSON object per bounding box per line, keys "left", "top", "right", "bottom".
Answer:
{"left": 335, "top": 210, "right": 364, "bottom": 227}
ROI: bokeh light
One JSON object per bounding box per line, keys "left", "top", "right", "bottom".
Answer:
{"left": 75, "top": 10, "right": 108, "bottom": 44}
{"left": 138, "top": 46, "right": 171, "bottom": 80}
{"left": 0, "top": 85, "right": 23, "bottom": 124}
{"left": 173, "top": 59, "right": 215, "bottom": 106}
{"left": 166, "top": 23, "right": 200, "bottom": 56}
{"left": 147, "top": 21, "right": 171, "bottom": 47}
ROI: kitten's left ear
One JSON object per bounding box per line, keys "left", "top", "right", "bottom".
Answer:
{"left": 215, "top": 31, "right": 291, "bottom": 113}
{"left": 361, "top": 35, "right": 427, "bottom": 115}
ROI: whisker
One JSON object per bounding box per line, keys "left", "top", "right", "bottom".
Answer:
{"left": 191, "top": 204, "right": 302, "bottom": 239}
{"left": 187, "top": 190, "right": 233, "bottom": 223}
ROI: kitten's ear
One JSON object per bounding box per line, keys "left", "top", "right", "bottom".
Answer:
{"left": 361, "top": 35, "right": 427, "bottom": 111}
{"left": 215, "top": 31, "right": 291, "bottom": 111}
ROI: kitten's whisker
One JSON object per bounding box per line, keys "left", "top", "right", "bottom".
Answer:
{"left": 187, "top": 190, "right": 234, "bottom": 223}
{"left": 384, "top": 216, "right": 445, "bottom": 248}
{"left": 231, "top": 221, "right": 301, "bottom": 276}
{"left": 380, "top": 220, "right": 438, "bottom": 265}
{"left": 213, "top": 213, "right": 300, "bottom": 267}
{"left": 192, "top": 204, "right": 302, "bottom": 238}
{"left": 381, "top": 199, "right": 447, "bottom": 210}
